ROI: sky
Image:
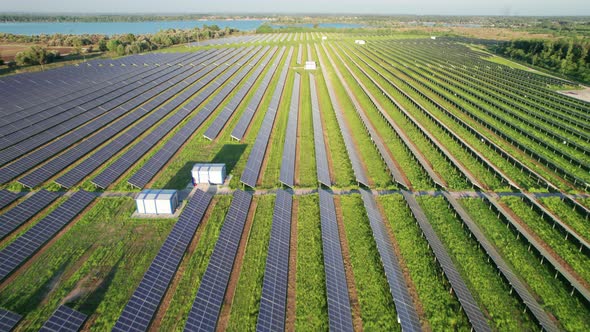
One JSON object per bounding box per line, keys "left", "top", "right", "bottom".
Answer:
{"left": 1, "top": 0, "right": 589, "bottom": 16}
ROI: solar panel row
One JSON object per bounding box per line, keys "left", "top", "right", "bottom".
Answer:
{"left": 316, "top": 44, "right": 370, "bottom": 187}
{"left": 256, "top": 189, "right": 292, "bottom": 332}
{"left": 230, "top": 47, "right": 287, "bottom": 141}
{"left": 39, "top": 305, "right": 87, "bottom": 332}
{"left": 113, "top": 190, "right": 213, "bottom": 332}
{"left": 92, "top": 47, "right": 259, "bottom": 189}
{"left": 240, "top": 47, "right": 294, "bottom": 188}
{"left": 318, "top": 189, "right": 354, "bottom": 332}
{"left": 0, "top": 189, "right": 60, "bottom": 240}
{"left": 309, "top": 74, "right": 331, "bottom": 187}
{"left": 297, "top": 44, "right": 303, "bottom": 65}
{"left": 0, "top": 308, "right": 22, "bottom": 332}
{"left": 402, "top": 191, "right": 491, "bottom": 332}
{"left": 14, "top": 50, "right": 232, "bottom": 188}
{"left": 0, "top": 189, "right": 19, "bottom": 210}
{"left": 278, "top": 73, "right": 301, "bottom": 188}
{"left": 442, "top": 192, "right": 559, "bottom": 332}
{"left": 359, "top": 189, "right": 422, "bottom": 332}
{"left": 56, "top": 49, "right": 249, "bottom": 189}
{"left": 126, "top": 47, "right": 273, "bottom": 189}
{"left": 0, "top": 190, "right": 95, "bottom": 281}
{"left": 184, "top": 190, "right": 252, "bottom": 331}
{"left": 204, "top": 46, "right": 277, "bottom": 140}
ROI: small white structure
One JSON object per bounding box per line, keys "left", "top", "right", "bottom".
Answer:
{"left": 322, "top": 36, "right": 327, "bottom": 40}
{"left": 430, "top": 36, "right": 437, "bottom": 40}
{"left": 135, "top": 189, "right": 179, "bottom": 215}
{"left": 304, "top": 61, "right": 317, "bottom": 70}
{"left": 354, "top": 40, "right": 366, "bottom": 45}
{"left": 192, "top": 163, "right": 227, "bottom": 185}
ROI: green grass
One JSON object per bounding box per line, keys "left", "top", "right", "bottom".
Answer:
{"left": 0, "top": 197, "right": 175, "bottom": 331}
{"left": 339, "top": 195, "right": 400, "bottom": 331}
{"left": 226, "top": 195, "right": 275, "bottom": 331}
{"left": 158, "top": 196, "right": 231, "bottom": 331}
{"left": 417, "top": 196, "right": 536, "bottom": 331}
{"left": 378, "top": 194, "right": 470, "bottom": 331}
{"left": 461, "top": 198, "right": 590, "bottom": 331}
{"left": 295, "top": 194, "right": 328, "bottom": 331}
{"left": 501, "top": 197, "right": 590, "bottom": 284}
{"left": 297, "top": 72, "right": 318, "bottom": 187}
{"left": 539, "top": 197, "right": 590, "bottom": 241}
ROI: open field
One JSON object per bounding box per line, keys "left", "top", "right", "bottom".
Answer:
{"left": 0, "top": 31, "right": 589, "bottom": 331}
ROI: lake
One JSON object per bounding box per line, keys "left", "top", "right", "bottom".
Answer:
{"left": 0, "top": 20, "right": 362, "bottom": 36}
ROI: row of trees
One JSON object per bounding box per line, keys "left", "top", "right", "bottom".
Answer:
{"left": 495, "top": 38, "right": 590, "bottom": 83}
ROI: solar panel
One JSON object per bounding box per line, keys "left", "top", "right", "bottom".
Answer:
{"left": 359, "top": 189, "right": 421, "bottom": 331}
{"left": 256, "top": 190, "right": 292, "bottom": 332}
{"left": 113, "top": 190, "right": 213, "bottom": 332}
{"left": 318, "top": 189, "right": 354, "bottom": 332}
{"left": 0, "top": 189, "right": 60, "bottom": 240}
{"left": 241, "top": 47, "right": 294, "bottom": 188}
{"left": 184, "top": 190, "right": 252, "bottom": 331}
{"left": 39, "top": 305, "right": 87, "bottom": 332}
{"left": 0, "top": 308, "right": 22, "bottom": 331}
{"left": 230, "top": 47, "right": 287, "bottom": 141}
{"left": 279, "top": 73, "right": 301, "bottom": 188}
{"left": 0, "top": 190, "right": 95, "bottom": 281}
{"left": 0, "top": 190, "right": 19, "bottom": 210}
{"left": 297, "top": 44, "right": 303, "bottom": 65}
{"left": 316, "top": 44, "right": 369, "bottom": 187}
{"left": 402, "top": 191, "right": 491, "bottom": 332}
{"left": 309, "top": 74, "right": 331, "bottom": 187}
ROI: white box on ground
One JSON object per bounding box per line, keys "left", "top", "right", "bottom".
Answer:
{"left": 191, "top": 163, "right": 226, "bottom": 185}
{"left": 198, "top": 166, "right": 210, "bottom": 184}
{"left": 135, "top": 189, "right": 178, "bottom": 215}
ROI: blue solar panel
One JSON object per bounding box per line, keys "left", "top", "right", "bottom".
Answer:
{"left": 278, "top": 73, "right": 301, "bottom": 188}
{"left": 113, "top": 190, "right": 213, "bottom": 332}
{"left": 0, "top": 308, "right": 22, "bottom": 331}
{"left": 184, "top": 190, "right": 252, "bottom": 331}
{"left": 39, "top": 305, "right": 87, "bottom": 332}
{"left": 309, "top": 74, "right": 331, "bottom": 187}
{"left": 0, "top": 190, "right": 19, "bottom": 210}
{"left": 0, "top": 189, "right": 60, "bottom": 240}
{"left": 256, "top": 190, "right": 292, "bottom": 332}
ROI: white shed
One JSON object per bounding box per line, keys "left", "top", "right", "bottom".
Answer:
{"left": 192, "top": 163, "right": 226, "bottom": 185}
{"left": 321, "top": 36, "right": 328, "bottom": 40}
{"left": 430, "top": 36, "right": 437, "bottom": 40}
{"left": 304, "top": 61, "right": 317, "bottom": 70}
{"left": 136, "top": 189, "right": 179, "bottom": 215}
{"left": 354, "top": 40, "right": 366, "bottom": 45}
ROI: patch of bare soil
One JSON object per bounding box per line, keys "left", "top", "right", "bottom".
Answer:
{"left": 333, "top": 197, "right": 363, "bottom": 332}
{"left": 215, "top": 198, "right": 258, "bottom": 331}
{"left": 557, "top": 86, "right": 590, "bottom": 103}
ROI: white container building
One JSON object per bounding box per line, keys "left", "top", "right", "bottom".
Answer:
{"left": 304, "top": 61, "right": 317, "bottom": 70}
{"left": 354, "top": 40, "right": 366, "bottom": 45}
{"left": 135, "top": 189, "right": 179, "bottom": 215}
{"left": 192, "top": 163, "right": 226, "bottom": 185}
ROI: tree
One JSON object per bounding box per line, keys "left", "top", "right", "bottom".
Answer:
{"left": 107, "top": 39, "right": 121, "bottom": 52}
{"left": 98, "top": 39, "right": 108, "bottom": 52}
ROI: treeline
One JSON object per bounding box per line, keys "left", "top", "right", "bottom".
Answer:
{"left": 0, "top": 14, "right": 264, "bottom": 22}
{"left": 495, "top": 39, "right": 590, "bottom": 83}
{"left": 3, "top": 25, "right": 240, "bottom": 67}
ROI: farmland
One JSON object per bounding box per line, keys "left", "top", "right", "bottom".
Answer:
{"left": 0, "top": 30, "right": 588, "bottom": 332}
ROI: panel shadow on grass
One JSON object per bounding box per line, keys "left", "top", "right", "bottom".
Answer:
{"left": 163, "top": 144, "right": 247, "bottom": 190}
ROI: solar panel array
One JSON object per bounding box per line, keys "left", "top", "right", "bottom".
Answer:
{"left": 359, "top": 189, "right": 422, "bottom": 331}
{"left": 318, "top": 189, "right": 354, "bottom": 332}
{"left": 309, "top": 74, "right": 332, "bottom": 187}
{"left": 126, "top": 48, "right": 271, "bottom": 189}
{"left": 0, "top": 308, "right": 22, "bottom": 331}
{"left": 279, "top": 73, "right": 301, "bottom": 188}
{"left": 39, "top": 305, "right": 87, "bottom": 332}
{"left": 204, "top": 46, "right": 277, "bottom": 140}
{"left": 316, "top": 44, "right": 370, "bottom": 187}
{"left": 231, "top": 47, "right": 287, "bottom": 141}
{"left": 0, "top": 189, "right": 60, "bottom": 240}
{"left": 297, "top": 44, "right": 303, "bottom": 65}
{"left": 0, "top": 190, "right": 95, "bottom": 281}
{"left": 55, "top": 49, "right": 247, "bottom": 189}
{"left": 401, "top": 191, "right": 491, "bottom": 332}
{"left": 92, "top": 47, "right": 258, "bottom": 189}
{"left": 113, "top": 190, "right": 213, "bottom": 332}
{"left": 240, "top": 47, "right": 294, "bottom": 188}
{"left": 0, "top": 190, "right": 19, "bottom": 210}
{"left": 442, "top": 192, "right": 559, "bottom": 332}
{"left": 10, "top": 51, "right": 223, "bottom": 188}
{"left": 184, "top": 190, "right": 252, "bottom": 331}
{"left": 256, "top": 189, "right": 292, "bottom": 332}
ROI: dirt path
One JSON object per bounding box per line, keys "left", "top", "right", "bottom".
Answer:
{"left": 285, "top": 198, "right": 298, "bottom": 332}
{"left": 557, "top": 86, "right": 590, "bottom": 103}
{"left": 215, "top": 198, "right": 258, "bottom": 331}
{"left": 149, "top": 197, "right": 219, "bottom": 331}
{"left": 375, "top": 199, "right": 431, "bottom": 331}
{"left": 333, "top": 196, "right": 364, "bottom": 331}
